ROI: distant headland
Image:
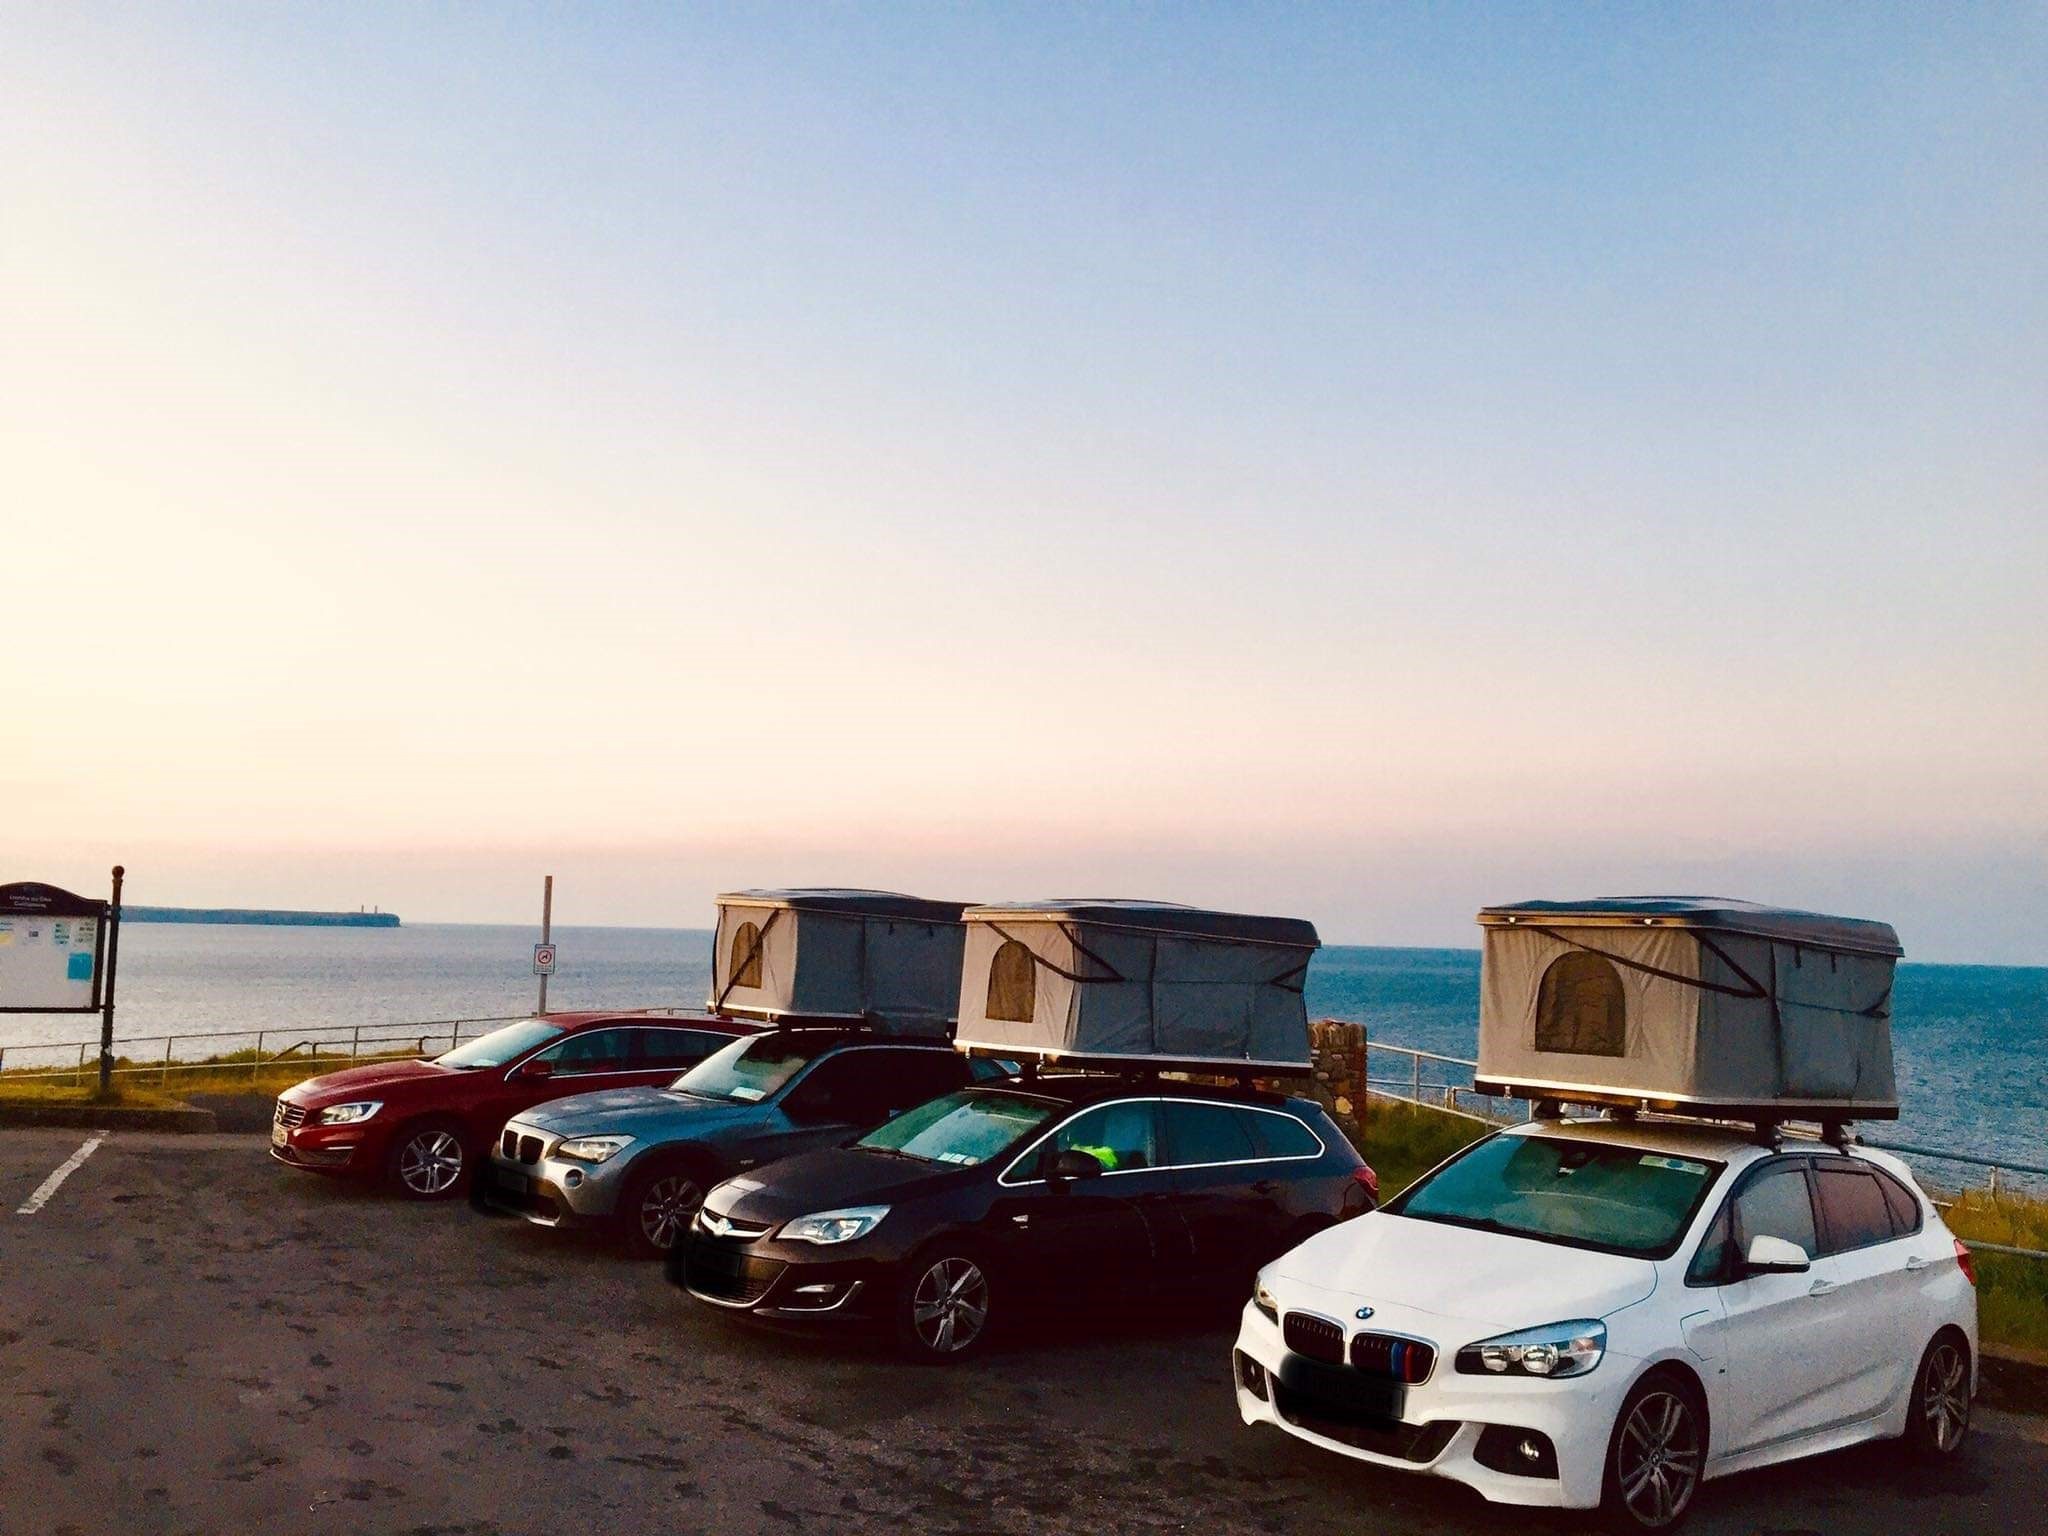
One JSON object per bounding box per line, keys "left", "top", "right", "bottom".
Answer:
{"left": 124, "top": 907, "right": 401, "bottom": 928}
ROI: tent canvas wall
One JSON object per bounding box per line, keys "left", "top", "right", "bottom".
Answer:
{"left": 709, "top": 890, "right": 968, "bottom": 1033}
{"left": 954, "top": 901, "right": 1320, "bottom": 1070}
{"left": 1474, "top": 897, "right": 1901, "bottom": 1119}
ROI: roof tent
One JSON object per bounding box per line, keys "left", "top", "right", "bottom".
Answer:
{"left": 1474, "top": 897, "right": 1902, "bottom": 1120}
{"left": 709, "top": 889, "right": 969, "bottom": 1034}
{"left": 954, "top": 900, "right": 1320, "bottom": 1071}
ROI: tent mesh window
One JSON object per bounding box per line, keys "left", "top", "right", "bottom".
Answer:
{"left": 1533, "top": 952, "right": 1626, "bottom": 1057}
{"left": 986, "top": 939, "right": 1036, "bottom": 1023}
{"left": 729, "top": 921, "right": 764, "bottom": 990}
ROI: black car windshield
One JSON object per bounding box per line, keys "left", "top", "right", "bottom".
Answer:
{"left": 671, "top": 1033, "right": 835, "bottom": 1103}
{"left": 858, "top": 1090, "right": 1059, "bottom": 1166}
{"left": 435, "top": 1019, "right": 565, "bottom": 1069}
{"left": 1386, "top": 1133, "right": 1724, "bottom": 1258}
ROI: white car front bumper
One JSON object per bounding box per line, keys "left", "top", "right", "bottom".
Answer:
{"left": 1231, "top": 1300, "right": 1638, "bottom": 1510}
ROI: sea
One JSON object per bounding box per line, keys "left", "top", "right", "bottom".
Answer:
{"left": 3, "top": 923, "right": 2042, "bottom": 1179}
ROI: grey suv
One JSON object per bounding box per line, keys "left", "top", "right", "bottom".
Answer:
{"left": 473, "top": 1030, "right": 987, "bottom": 1257}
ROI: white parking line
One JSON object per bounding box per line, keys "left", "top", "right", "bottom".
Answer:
{"left": 15, "top": 1134, "right": 106, "bottom": 1215}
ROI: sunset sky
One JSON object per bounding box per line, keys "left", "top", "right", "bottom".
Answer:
{"left": 4, "top": 7, "right": 2043, "bottom": 961}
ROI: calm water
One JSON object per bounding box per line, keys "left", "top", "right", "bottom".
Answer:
{"left": 4, "top": 924, "right": 2042, "bottom": 1172}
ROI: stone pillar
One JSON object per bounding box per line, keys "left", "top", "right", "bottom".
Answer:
{"left": 1309, "top": 1018, "right": 1367, "bottom": 1146}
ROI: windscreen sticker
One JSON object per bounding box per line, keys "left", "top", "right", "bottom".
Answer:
{"left": 937, "top": 1151, "right": 977, "bottom": 1164}
{"left": 1640, "top": 1155, "right": 1708, "bottom": 1174}
{"left": 728, "top": 1086, "right": 766, "bottom": 1101}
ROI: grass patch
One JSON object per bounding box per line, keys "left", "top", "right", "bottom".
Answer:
{"left": 1944, "top": 1189, "right": 2048, "bottom": 1354}
{"left": 0, "top": 1049, "right": 418, "bottom": 1105}
{"left": 0, "top": 1079, "right": 185, "bottom": 1109}
{"left": 1355, "top": 1095, "right": 1489, "bottom": 1199}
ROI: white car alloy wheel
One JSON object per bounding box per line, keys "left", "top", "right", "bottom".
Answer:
{"left": 1612, "top": 1384, "right": 1702, "bottom": 1530}
{"left": 1919, "top": 1337, "right": 1971, "bottom": 1453}
{"left": 397, "top": 1129, "right": 464, "bottom": 1197}
{"left": 638, "top": 1176, "right": 704, "bottom": 1253}
{"left": 911, "top": 1256, "right": 989, "bottom": 1355}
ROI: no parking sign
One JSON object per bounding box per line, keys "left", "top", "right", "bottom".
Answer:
{"left": 532, "top": 942, "right": 557, "bottom": 976}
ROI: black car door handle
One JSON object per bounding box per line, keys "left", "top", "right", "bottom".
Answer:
{"left": 1251, "top": 1180, "right": 1276, "bottom": 1196}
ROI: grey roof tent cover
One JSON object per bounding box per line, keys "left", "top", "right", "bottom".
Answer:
{"left": 709, "top": 889, "right": 969, "bottom": 1034}
{"left": 954, "top": 900, "right": 1320, "bottom": 1070}
{"left": 1474, "top": 897, "right": 1902, "bottom": 1119}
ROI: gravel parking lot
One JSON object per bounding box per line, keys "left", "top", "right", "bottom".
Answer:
{"left": 1, "top": 1128, "right": 2042, "bottom": 1536}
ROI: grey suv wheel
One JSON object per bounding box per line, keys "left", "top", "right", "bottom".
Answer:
{"left": 622, "top": 1163, "right": 706, "bottom": 1258}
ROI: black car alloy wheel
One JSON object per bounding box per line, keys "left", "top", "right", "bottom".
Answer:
{"left": 907, "top": 1254, "right": 989, "bottom": 1358}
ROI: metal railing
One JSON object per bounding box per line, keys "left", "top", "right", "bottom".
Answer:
{"left": 0, "top": 1016, "right": 522, "bottom": 1084}
{"left": 0, "top": 1006, "right": 734, "bottom": 1085}
{"left": 1358, "top": 1038, "right": 1520, "bottom": 1124}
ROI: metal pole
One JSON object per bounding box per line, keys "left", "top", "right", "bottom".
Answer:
{"left": 98, "top": 864, "right": 124, "bottom": 1095}
{"left": 537, "top": 874, "right": 553, "bottom": 1015}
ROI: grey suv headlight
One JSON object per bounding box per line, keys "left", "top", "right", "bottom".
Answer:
{"left": 1455, "top": 1320, "right": 1606, "bottom": 1378}
{"left": 315, "top": 1101, "right": 382, "bottom": 1125}
{"left": 554, "top": 1135, "right": 634, "bottom": 1164}
{"left": 780, "top": 1206, "right": 889, "bottom": 1244}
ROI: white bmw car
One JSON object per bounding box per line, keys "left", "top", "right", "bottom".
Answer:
{"left": 1234, "top": 1115, "right": 1977, "bottom": 1530}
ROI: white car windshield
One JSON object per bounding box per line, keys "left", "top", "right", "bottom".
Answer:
{"left": 1387, "top": 1134, "right": 1723, "bottom": 1258}
{"left": 435, "top": 1019, "right": 565, "bottom": 1069}
{"left": 858, "top": 1089, "right": 1059, "bottom": 1166}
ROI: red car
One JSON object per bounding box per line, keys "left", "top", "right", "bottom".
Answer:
{"left": 270, "top": 1012, "right": 758, "bottom": 1199}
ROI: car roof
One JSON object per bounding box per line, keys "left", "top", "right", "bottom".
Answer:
{"left": 759, "top": 1028, "right": 954, "bottom": 1051}
{"left": 1503, "top": 1114, "right": 1895, "bottom": 1171}
{"left": 537, "top": 1010, "right": 755, "bottom": 1033}
{"left": 967, "top": 1071, "right": 1309, "bottom": 1113}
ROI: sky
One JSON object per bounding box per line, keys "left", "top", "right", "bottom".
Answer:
{"left": 3, "top": 6, "right": 2044, "bottom": 962}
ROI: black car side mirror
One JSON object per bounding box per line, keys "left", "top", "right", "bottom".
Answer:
{"left": 1045, "top": 1149, "right": 1105, "bottom": 1181}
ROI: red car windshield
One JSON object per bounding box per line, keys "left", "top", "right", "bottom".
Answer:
{"left": 435, "top": 1019, "right": 565, "bottom": 1070}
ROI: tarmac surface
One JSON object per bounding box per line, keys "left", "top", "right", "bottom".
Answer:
{"left": 1, "top": 1127, "right": 2043, "bottom": 1536}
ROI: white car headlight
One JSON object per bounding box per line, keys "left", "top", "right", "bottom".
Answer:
{"left": 780, "top": 1206, "right": 889, "bottom": 1244}
{"left": 554, "top": 1135, "right": 634, "bottom": 1164}
{"left": 1253, "top": 1270, "right": 1280, "bottom": 1323}
{"left": 314, "top": 1101, "right": 382, "bottom": 1125}
{"left": 1456, "top": 1319, "right": 1606, "bottom": 1379}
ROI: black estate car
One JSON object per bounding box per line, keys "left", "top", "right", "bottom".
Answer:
{"left": 672, "top": 1072, "right": 1377, "bottom": 1361}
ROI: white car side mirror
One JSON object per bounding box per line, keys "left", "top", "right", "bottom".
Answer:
{"left": 1744, "top": 1234, "right": 1811, "bottom": 1274}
